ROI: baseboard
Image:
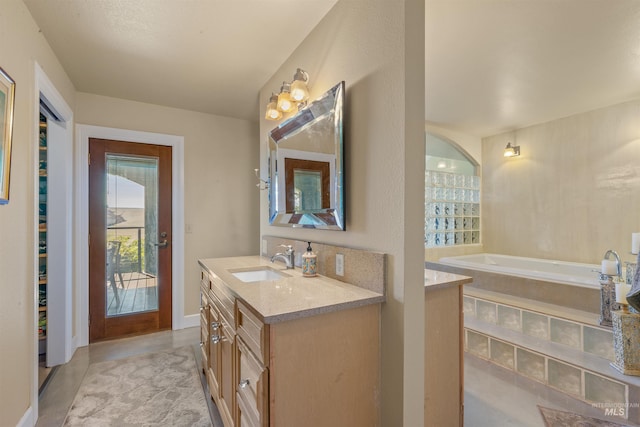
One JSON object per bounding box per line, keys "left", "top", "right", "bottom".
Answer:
{"left": 16, "top": 405, "right": 34, "bottom": 427}
{"left": 181, "top": 313, "right": 200, "bottom": 329}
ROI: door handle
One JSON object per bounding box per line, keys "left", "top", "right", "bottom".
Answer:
{"left": 154, "top": 239, "right": 168, "bottom": 248}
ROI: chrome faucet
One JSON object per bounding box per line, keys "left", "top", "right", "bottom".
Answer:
{"left": 603, "top": 249, "right": 622, "bottom": 281}
{"left": 271, "top": 245, "right": 295, "bottom": 269}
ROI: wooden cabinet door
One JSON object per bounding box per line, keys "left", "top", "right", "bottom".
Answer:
{"left": 218, "top": 319, "right": 236, "bottom": 427}
{"left": 236, "top": 338, "right": 268, "bottom": 427}
{"left": 208, "top": 303, "right": 221, "bottom": 399}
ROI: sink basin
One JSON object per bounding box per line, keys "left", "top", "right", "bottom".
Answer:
{"left": 231, "top": 268, "right": 287, "bottom": 283}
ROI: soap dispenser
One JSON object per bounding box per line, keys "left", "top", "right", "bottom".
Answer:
{"left": 302, "top": 242, "right": 317, "bottom": 277}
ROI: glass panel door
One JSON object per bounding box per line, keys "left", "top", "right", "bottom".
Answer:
{"left": 105, "top": 155, "right": 158, "bottom": 317}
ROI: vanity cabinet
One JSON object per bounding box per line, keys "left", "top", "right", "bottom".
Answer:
{"left": 202, "top": 269, "right": 236, "bottom": 427}
{"left": 424, "top": 270, "right": 472, "bottom": 427}
{"left": 199, "top": 260, "right": 382, "bottom": 427}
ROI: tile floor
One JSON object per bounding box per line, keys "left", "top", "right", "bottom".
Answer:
{"left": 36, "top": 328, "right": 223, "bottom": 427}
{"left": 36, "top": 327, "right": 636, "bottom": 427}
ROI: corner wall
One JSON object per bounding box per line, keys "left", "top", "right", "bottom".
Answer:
{"left": 0, "top": 1, "right": 76, "bottom": 425}
{"left": 75, "top": 93, "right": 259, "bottom": 317}
{"left": 482, "top": 99, "right": 640, "bottom": 265}
{"left": 258, "top": 1, "right": 425, "bottom": 424}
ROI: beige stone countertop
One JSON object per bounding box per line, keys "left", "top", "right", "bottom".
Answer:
{"left": 199, "top": 256, "right": 385, "bottom": 324}
{"left": 425, "top": 268, "right": 473, "bottom": 291}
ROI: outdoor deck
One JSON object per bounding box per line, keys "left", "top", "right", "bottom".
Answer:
{"left": 106, "top": 271, "right": 157, "bottom": 316}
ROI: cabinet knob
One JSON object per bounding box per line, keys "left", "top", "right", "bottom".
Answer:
{"left": 199, "top": 342, "right": 204, "bottom": 348}
{"left": 200, "top": 307, "right": 204, "bottom": 313}
{"left": 211, "top": 335, "right": 226, "bottom": 344}
{"left": 239, "top": 379, "right": 250, "bottom": 389}
{"left": 211, "top": 321, "right": 220, "bottom": 330}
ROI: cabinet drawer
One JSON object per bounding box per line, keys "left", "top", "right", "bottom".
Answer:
{"left": 237, "top": 339, "right": 268, "bottom": 427}
{"left": 210, "top": 277, "right": 235, "bottom": 325}
{"left": 237, "top": 391, "right": 259, "bottom": 427}
{"left": 237, "top": 301, "right": 268, "bottom": 365}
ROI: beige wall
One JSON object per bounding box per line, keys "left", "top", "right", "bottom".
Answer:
{"left": 0, "top": 1, "right": 76, "bottom": 425}
{"left": 482, "top": 99, "right": 640, "bottom": 265}
{"left": 258, "top": 1, "right": 425, "bottom": 425}
{"left": 76, "top": 93, "right": 259, "bottom": 316}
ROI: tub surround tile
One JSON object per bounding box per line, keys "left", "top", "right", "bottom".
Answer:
{"left": 584, "top": 372, "right": 627, "bottom": 406}
{"left": 550, "top": 318, "right": 582, "bottom": 349}
{"left": 467, "top": 330, "right": 489, "bottom": 358}
{"left": 522, "top": 311, "right": 550, "bottom": 340}
{"left": 426, "top": 262, "right": 600, "bottom": 313}
{"left": 463, "top": 296, "right": 476, "bottom": 316}
{"left": 548, "top": 359, "right": 582, "bottom": 397}
{"left": 497, "top": 305, "right": 522, "bottom": 331}
{"left": 477, "top": 300, "right": 497, "bottom": 324}
{"left": 490, "top": 339, "right": 514, "bottom": 369}
{"left": 516, "top": 348, "right": 546, "bottom": 382}
{"left": 464, "top": 286, "right": 599, "bottom": 326}
{"left": 583, "top": 326, "right": 615, "bottom": 361}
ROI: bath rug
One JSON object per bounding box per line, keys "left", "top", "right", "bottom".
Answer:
{"left": 538, "top": 405, "right": 632, "bottom": 427}
{"left": 63, "top": 346, "right": 212, "bottom": 426}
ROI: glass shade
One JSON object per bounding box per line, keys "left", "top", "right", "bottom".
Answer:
{"left": 277, "top": 91, "right": 296, "bottom": 113}
{"left": 265, "top": 100, "right": 282, "bottom": 120}
{"left": 290, "top": 79, "right": 309, "bottom": 103}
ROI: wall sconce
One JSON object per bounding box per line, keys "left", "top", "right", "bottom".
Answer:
{"left": 265, "top": 68, "right": 310, "bottom": 121}
{"left": 503, "top": 142, "right": 520, "bottom": 157}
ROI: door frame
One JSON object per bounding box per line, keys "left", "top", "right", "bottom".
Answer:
{"left": 76, "top": 124, "right": 185, "bottom": 347}
{"left": 32, "top": 62, "right": 74, "bottom": 426}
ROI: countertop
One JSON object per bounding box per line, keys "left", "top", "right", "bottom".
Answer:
{"left": 425, "top": 268, "right": 473, "bottom": 291}
{"left": 199, "top": 256, "right": 385, "bottom": 324}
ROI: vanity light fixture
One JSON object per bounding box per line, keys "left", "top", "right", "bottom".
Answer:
{"left": 276, "top": 82, "right": 296, "bottom": 114}
{"left": 265, "top": 94, "right": 282, "bottom": 120}
{"left": 265, "top": 69, "right": 311, "bottom": 121}
{"left": 290, "top": 68, "right": 310, "bottom": 103}
{"left": 503, "top": 142, "right": 520, "bottom": 157}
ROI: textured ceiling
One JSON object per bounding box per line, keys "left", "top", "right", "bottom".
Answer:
{"left": 24, "top": 0, "right": 338, "bottom": 121}
{"left": 24, "top": 1, "right": 640, "bottom": 136}
{"left": 426, "top": 0, "right": 640, "bottom": 137}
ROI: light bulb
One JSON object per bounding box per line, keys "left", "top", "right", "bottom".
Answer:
{"left": 290, "top": 80, "right": 309, "bottom": 103}
{"left": 290, "top": 69, "right": 310, "bottom": 103}
{"left": 277, "top": 83, "right": 296, "bottom": 113}
{"left": 265, "top": 94, "right": 282, "bottom": 120}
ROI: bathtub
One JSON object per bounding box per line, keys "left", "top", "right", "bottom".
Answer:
{"left": 427, "top": 253, "right": 602, "bottom": 313}
{"left": 438, "top": 253, "right": 601, "bottom": 289}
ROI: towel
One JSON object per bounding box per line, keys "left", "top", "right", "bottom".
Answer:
{"left": 627, "top": 252, "right": 640, "bottom": 312}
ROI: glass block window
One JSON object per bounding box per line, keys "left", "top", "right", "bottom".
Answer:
{"left": 425, "top": 133, "right": 480, "bottom": 248}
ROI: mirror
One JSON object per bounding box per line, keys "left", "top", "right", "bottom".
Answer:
{"left": 268, "top": 81, "right": 345, "bottom": 230}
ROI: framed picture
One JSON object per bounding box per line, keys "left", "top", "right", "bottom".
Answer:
{"left": 0, "top": 67, "right": 15, "bottom": 205}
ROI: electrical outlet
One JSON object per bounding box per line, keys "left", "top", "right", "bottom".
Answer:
{"left": 262, "top": 239, "right": 268, "bottom": 255}
{"left": 336, "top": 253, "right": 344, "bottom": 276}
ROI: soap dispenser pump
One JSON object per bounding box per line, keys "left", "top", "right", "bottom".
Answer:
{"left": 302, "top": 242, "right": 317, "bottom": 277}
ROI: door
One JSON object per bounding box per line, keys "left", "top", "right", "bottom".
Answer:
{"left": 89, "top": 138, "right": 172, "bottom": 342}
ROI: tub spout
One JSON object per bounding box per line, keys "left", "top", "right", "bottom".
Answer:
{"left": 603, "top": 249, "right": 622, "bottom": 280}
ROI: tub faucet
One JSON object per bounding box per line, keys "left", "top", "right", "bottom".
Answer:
{"left": 271, "top": 245, "right": 295, "bottom": 269}
{"left": 603, "top": 249, "right": 622, "bottom": 281}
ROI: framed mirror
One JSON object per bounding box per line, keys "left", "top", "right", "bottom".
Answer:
{"left": 268, "top": 81, "right": 345, "bottom": 230}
